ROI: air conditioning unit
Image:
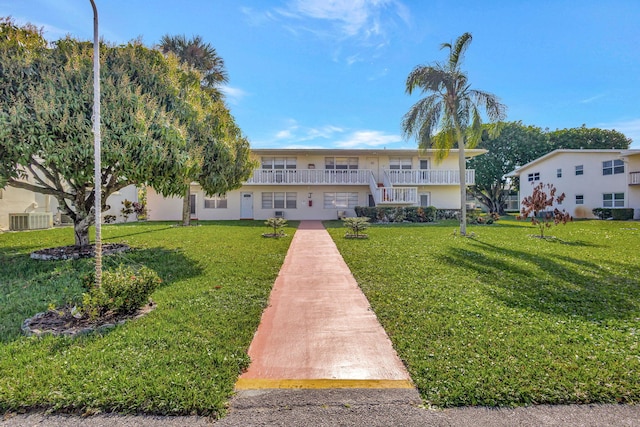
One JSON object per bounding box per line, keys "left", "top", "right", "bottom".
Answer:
{"left": 274, "top": 211, "right": 284, "bottom": 218}
{"left": 9, "top": 213, "right": 53, "bottom": 231}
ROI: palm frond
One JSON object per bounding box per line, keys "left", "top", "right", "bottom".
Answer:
{"left": 469, "top": 89, "right": 507, "bottom": 122}
{"left": 447, "top": 32, "right": 472, "bottom": 70}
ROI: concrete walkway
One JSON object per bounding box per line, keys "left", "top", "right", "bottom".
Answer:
{"left": 235, "top": 220, "right": 413, "bottom": 390}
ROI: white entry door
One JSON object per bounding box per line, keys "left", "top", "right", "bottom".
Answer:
{"left": 240, "top": 192, "right": 254, "bottom": 219}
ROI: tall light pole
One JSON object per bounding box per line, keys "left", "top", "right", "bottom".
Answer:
{"left": 90, "top": 0, "right": 102, "bottom": 287}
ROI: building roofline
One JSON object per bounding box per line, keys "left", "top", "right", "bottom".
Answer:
{"left": 505, "top": 148, "right": 628, "bottom": 177}
{"left": 250, "top": 148, "right": 487, "bottom": 157}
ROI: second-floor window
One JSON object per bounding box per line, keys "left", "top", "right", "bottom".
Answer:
{"left": 575, "top": 165, "right": 584, "bottom": 176}
{"left": 262, "top": 157, "right": 296, "bottom": 169}
{"left": 389, "top": 157, "right": 412, "bottom": 170}
{"left": 528, "top": 172, "right": 540, "bottom": 182}
{"left": 557, "top": 168, "right": 562, "bottom": 178}
{"left": 325, "top": 157, "right": 358, "bottom": 170}
{"left": 602, "top": 159, "right": 624, "bottom": 175}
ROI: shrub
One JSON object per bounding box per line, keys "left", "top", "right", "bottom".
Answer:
{"left": 436, "top": 209, "right": 460, "bottom": 220}
{"left": 354, "top": 206, "right": 437, "bottom": 223}
{"left": 612, "top": 208, "right": 634, "bottom": 220}
{"left": 343, "top": 217, "right": 370, "bottom": 238}
{"left": 592, "top": 208, "right": 612, "bottom": 220}
{"left": 81, "top": 265, "right": 161, "bottom": 320}
{"left": 103, "top": 214, "right": 116, "bottom": 224}
{"left": 121, "top": 199, "right": 134, "bottom": 222}
{"left": 264, "top": 217, "right": 287, "bottom": 237}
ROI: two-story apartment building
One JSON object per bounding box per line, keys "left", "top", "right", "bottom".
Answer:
{"left": 508, "top": 149, "right": 640, "bottom": 219}
{"left": 146, "top": 148, "right": 485, "bottom": 221}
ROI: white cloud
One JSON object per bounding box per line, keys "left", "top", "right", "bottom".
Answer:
{"left": 271, "top": 0, "right": 411, "bottom": 63}
{"left": 240, "top": 7, "right": 277, "bottom": 26}
{"left": 272, "top": 121, "right": 344, "bottom": 143}
{"left": 220, "top": 85, "right": 249, "bottom": 105}
{"left": 334, "top": 130, "right": 402, "bottom": 148}
{"left": 598, "top": 118, "right": 640, "bottom": 147}
{"left": 580, "top": 93, "right": 607, "bottom": 104}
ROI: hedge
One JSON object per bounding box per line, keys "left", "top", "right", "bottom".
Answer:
{"left": 354, "top": 206, "right": 463, "bottom": 223}
{"left": 592, "top": 208, "right": 634, "bottom": 220}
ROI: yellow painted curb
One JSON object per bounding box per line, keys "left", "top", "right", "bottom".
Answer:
{"left": 235, "top": 378, "right": 414, "bottom": 390}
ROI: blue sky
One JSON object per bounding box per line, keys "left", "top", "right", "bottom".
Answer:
{"left": 2, "top": 0, "right": 639, "bottom": 148}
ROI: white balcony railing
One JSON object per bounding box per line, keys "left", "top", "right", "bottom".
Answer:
{"left": 375, "top": 187, "right": 418, "bottom": 205}
{"left": 385, "top": 169, "right": 476, "bottom": 185}
{"left": 246, "top": 169, "right": 372, "bottom": 185}
{"left": 630, "top": 171, "right": 640, "bottom": 185}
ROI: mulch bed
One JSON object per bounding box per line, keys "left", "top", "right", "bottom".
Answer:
{"left": 22, "top": 302, "right": 156, "bottom": 337}
{"left": 30, "top": 243, "right": 130, "bottom": 260}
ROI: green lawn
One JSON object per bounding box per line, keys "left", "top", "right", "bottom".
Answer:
{"left": 326, "top": 218, "right": 640, "bottom": 407}
{"left": 2, "top": 218, "right": 638, "bottom": 414}
{"left": 0, "top": 221, "right": 295, "bottom": 416}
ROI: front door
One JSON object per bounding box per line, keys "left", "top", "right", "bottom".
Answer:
{"left": 419, "top": 193, "right": 430, "bottom": 207}
{"left": 240, "top": 192, "right": 253, "bottom": 219}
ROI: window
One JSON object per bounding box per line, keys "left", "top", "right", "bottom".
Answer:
{"left": 527, "top": 172, "right": 540, "bottom": 182}
{"left": 557, "top": 168, "right": 562, "bottom": 178}
{"left": 575, "top": 194, "right": 584, "bottom": 205}
{"left": 325, "top": 157, "right": 358, "bottom": 170}
{"left": 419, "top": 159, "right": 430, "bottom": 169}
{"left": 575, "top": 165, "right": 584, "bottom": 176}
{"left": 262, "top": 192, "right": 296, "bottom": 209}
{"left": 603, "top": 193, "right": 624, "bottom": 208}
{"left": 602, "top": 159, "right": 624, "bottom": 175}
{"left": 389, "top": 157, "right": 412, "bottom": 170}
{"left": 324, "top": 192, "right": 359, "bottom": 209}
{"left": 262, "top": 157, "right": 296, "bottom": 169}
{"left": 204, "top": 195, "right": 227, "bottom": 209}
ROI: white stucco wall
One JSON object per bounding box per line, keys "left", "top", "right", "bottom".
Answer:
{"left": 517, "top": 151, "right": 631, "bottom": 219}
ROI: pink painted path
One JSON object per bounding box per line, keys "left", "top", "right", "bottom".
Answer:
{"left": 236, "top": 220, "right": 413, "bottom": 389}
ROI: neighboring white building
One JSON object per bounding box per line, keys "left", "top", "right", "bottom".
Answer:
{"left": 508, "top": 149, "right": 640, "bottom": 219}
{"left": 147, "top": 148, "right": 485, "bottom": 221}
{"left": 0, "top": 181, "right": 138, "bottom": 231}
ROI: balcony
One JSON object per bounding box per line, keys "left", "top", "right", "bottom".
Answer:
{"left": 246, "top": 169, "right": 372, "bottom": 185}
{"left": 372, "top": 187, "right": 418, "bottom": 205}
{"left": 630, "top": 171, "right": 640, "bottom": 185}
{"left": 385, "top": 169, "right": 476, "bottom": 185}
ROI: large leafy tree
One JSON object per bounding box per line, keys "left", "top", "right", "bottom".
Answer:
{"left": 548, "top": 125, "right": 631, "bottom": 150}
{"left": 467, "top": 122, "right": 550, "bottom": 214}
{"left": 158, "top": 34, "right": 252, "bottom": 226}
{"left": 403, "top": 32, "right": 506, "bottom": 235}
{"left": 0, "top": 19, "right": 251, "bottom": 245}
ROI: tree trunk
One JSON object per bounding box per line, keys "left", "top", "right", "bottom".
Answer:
{"left": 73, "top": 214, "right": 93, "bottom": 247}
{"left": 458, "top": 138, "right": 467, "bottom": 236}
{"left": 182, "top": 186, "right": 191, "bottom": 226}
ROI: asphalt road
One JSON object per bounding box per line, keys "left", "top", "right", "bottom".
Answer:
{"left": 3, "top": 389, "right": 639, "bottom": 427}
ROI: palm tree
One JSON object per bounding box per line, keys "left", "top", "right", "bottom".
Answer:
{"left": 402, "top": 32, "right": 506, "bottom": 235}
{"left": 159, "top": 34, "right": 229, "bottom": 226}
{"left": 159, "top": 34, "right": 228, "bottom": 100}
